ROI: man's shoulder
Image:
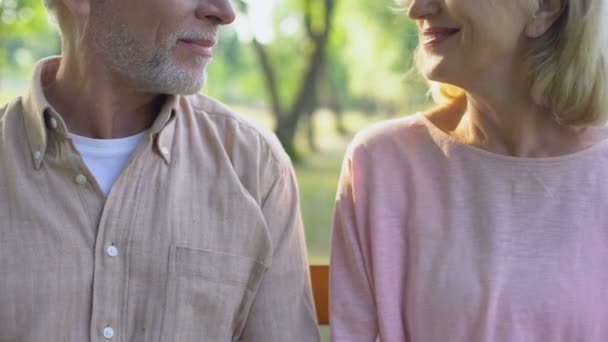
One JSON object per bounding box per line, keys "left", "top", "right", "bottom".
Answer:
{"left": 180, "top": 94, "right": 291, "bottom": 166}
{"left": 0, "top": 97, "right": 28, "bottom": 131}
{"left": 0, "top": 96, "right": 21, "bottom": 119}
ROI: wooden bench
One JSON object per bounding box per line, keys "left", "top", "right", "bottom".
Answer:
{"left": 310, "top": 265, "right": 329, "bottom": 325}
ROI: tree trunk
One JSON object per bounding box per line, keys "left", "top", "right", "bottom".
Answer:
{"left": 251, "top": 39, "right": 284, "bottom": 123}
{"left": 236, "top": 0, "right": 336, "bottom": 158}
{"left": 275, "top": 116, "right": 298, "bottom": 158}
{"left": 305, "top": 109, "right": 317, "bottom": 152}
{"left": 330, "top": 96, "right": 347, "bottom": 135}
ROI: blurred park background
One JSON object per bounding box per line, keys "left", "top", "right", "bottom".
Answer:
{"left": 0, "top": 0, "right": 432, "bottom": 265}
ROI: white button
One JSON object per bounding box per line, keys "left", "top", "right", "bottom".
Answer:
{"left": 103, "top": 326, "right": 114, "bottom": 339}
{"left": 49, "top": 117, "right": 58, "bottom": 129}
{"left": 160, "top": 146, "right": 170, "bottom": 156}
{"left": 75, "top": 174, "right": 87, "bottom": 185}
{"left": 107, "top": 245, "right": 118, "bottom": 257}
{"left": 34, "top": 150, "right": 42, "bottom": 160}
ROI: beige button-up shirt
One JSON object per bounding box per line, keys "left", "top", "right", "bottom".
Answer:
{"left": 0, "top": 57, "right": 319, "bottom": 342}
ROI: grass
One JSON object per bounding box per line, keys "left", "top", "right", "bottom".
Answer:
{"left": 296, "top": 147, "right": 343, "bottom": 263}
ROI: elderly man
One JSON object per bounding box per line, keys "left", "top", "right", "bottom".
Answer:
{"left": 0, "top": 0, "right": 320, "bottom": 341}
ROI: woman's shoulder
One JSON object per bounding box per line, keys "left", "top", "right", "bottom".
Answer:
{"left": 348, "top": 113, "right": 433, "bottom": 156}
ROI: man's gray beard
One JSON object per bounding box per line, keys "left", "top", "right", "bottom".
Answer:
{"left": 91, "top": 25, "right": 209, "bottom": 95}
{"left": 126, "top": 50, "right": 209, "bottom": 95}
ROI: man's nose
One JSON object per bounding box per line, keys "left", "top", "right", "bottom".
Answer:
{"left": 196, "top": 0, "right": 236, "bottom": 25}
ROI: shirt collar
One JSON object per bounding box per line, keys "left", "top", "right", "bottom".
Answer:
{"left": 22, "top": 57, "right": 57, "bottom": 170}
{"left": 150, "top": 95, "right": 178, "bottom": 165}
{"left": 22, "top": 56, "right": 180, "bottom": 169}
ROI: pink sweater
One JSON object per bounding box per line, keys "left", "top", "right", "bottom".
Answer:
{"left": 330, "top": 113, "right": 608, "bottom": 342}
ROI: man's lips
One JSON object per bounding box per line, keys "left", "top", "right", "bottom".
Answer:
{"left": 421, "top": 27, "right": 461, "bottom": 47}
{"left": 179, "top": 38, "right": 216, "bottom": 58}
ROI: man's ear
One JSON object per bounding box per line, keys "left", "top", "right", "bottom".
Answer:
{"left": 61, "top": 0, "right": 90, "bottom": 16}
{"left": 525, "top": 0, "right": 567, "bottom": 38}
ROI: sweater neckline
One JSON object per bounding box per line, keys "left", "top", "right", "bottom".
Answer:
{"left": 418, "top": 112, "right": 608, "bottom": 164}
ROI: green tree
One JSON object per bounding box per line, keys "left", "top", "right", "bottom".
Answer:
{"left": 236, "top": 0, "right": 337, "bottom": 159}
{"left": 0, "top": 0, "right": 60, "bottom": 87}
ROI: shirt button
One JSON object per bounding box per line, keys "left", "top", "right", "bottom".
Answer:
{"left": 49, "top": 117, "right": 58, "bottom": 129}
{"left": 75, "top": 174, "right": 87, "bottom": 185}
{"left": 103, "top": 326, "right": 114, "bottom": 339}
{"left": 107, "top": 245, "right": 119, "bottom": 257}
{"left": 160, "top": 146, "right": 170, "bottom": 156}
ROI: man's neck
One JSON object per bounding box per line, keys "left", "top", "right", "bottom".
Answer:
{"left": 43, "top": 53, "right": 164, "bottom": 139}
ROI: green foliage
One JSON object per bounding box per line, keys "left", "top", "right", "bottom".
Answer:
{"left": 208, "top": 0, "right": 430, "bottom": 115}
{"left": 1, "top": 0, "right": 49, "bottom": 36}
{"left": 205, "top": 29, "right": 269, "bottom": 103}
{"left": 333, "top": 0, "right": 428, "bottom": 112}
{"left": 0, "top": 0, "right": 60, "bottom": 80}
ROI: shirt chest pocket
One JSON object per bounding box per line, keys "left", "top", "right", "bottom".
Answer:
{"left": 160, "top": 245, "right": 267, "bottom": 342}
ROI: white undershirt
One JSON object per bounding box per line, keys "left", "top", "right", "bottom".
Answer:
{"left": 69, "top": 131, "right": 147, "bottom": 196}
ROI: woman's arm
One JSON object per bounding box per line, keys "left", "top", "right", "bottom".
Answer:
{"left": 330, "top": 149, "right": 380, "bottom": 341}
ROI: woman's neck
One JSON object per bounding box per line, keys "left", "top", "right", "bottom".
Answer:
{"left": 426, "top": 94, "right": 607, "bottom": 158}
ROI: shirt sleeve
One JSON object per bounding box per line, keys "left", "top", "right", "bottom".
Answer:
{"left": 330, "top": 147, "right": 381, "bottom": 341}
{"left": 239, "top": 160, "right": 320, "bottom": 341}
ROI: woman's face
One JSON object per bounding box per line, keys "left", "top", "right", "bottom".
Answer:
{"left": 408, "top": 0, "right": 536, "bottom": 90}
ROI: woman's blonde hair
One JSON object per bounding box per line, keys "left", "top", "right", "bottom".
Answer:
{"left": 419, "top": 0, "right": 608, "bottom": 126}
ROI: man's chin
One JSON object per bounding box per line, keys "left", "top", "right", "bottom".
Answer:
{"left": 144, "top": 74, "right": 207, "bottom": 96}
{"left": 173, "top": 81, "right": 206, "bottom": 96}
{"left": 169, "top": 68, "right": 206, "bottom": 95}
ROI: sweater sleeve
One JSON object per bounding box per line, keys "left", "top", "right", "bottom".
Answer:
{"left": 330, "top": 145, "right": 381, "bottom": 341}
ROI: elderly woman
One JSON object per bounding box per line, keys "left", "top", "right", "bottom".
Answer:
{"left": 330, "top": 0, "right": 608, "bottom": 341}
